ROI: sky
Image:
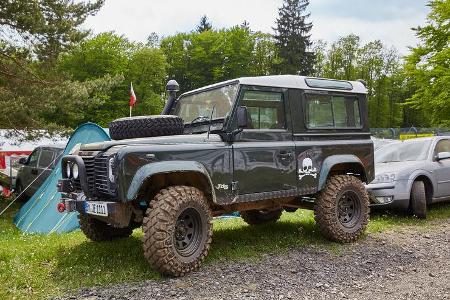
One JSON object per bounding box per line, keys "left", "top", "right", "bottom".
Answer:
{"left": 84, "top": 0, "right": 430, "bottom": 54}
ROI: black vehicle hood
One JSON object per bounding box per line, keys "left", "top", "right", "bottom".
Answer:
{"left": 80, "top": 133, "right": 223, "bottom": 151}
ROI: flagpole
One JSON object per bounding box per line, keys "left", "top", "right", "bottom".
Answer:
{"left": 129, "top": 106, "right": 132, "bottom": 117}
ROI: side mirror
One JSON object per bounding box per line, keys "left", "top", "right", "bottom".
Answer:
{"left": 436, "top": 152, "right": 450, "bottom": 161}
{"left": 18, "top": 157, "right": 28, "bottom": 165}
{"left": 236, "top": 106, "right": 248, "bottom": 129}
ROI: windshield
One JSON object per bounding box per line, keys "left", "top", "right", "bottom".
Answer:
{"left": 173, "top": 84, "right": 239, "bottom": 123}
{"left": 375, "top": 140, "right": 432, "bottom": 163}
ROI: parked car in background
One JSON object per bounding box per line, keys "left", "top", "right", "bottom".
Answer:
{"left": 366, "top": 137, "right": 450, "bottom": 218}
{"left": 15, "top": 144, "right": 65, "bottom": 199}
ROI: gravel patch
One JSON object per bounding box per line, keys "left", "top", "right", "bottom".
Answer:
{"left": 62, "top": 219, "right": 450, "bottom": 300}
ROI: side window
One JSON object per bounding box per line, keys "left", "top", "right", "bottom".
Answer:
{"left": 241, "top": 90, "right": 285, "bottom": 130}
{"left": 305, "top": 94, "right": 361, "bottom": 129}
{"left": 38, "top": 149, "right": 55, "bottom": 168}
{"left": 435, "top": 139, "right": 450, "bottom": 154}
{"left": 27, "top": 149, "right": 40, "bottom": 167}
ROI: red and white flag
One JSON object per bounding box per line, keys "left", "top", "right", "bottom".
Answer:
{"left": 129, "top": 82, "right": 137, "bottom": 107}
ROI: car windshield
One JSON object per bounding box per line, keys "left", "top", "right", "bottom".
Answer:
{"left": 375, "top": 140, "right": 432, "bottom": 163}
{"left": 173, "top": 83, "right": 239, "bottom": 123}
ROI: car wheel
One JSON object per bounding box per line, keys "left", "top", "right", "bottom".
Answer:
{"left": 314, "top": 175, "right": 369, "bottom": 243}
{"left": 143, "top": 186, "right": 212, "bottom": 276}
{"left": 15, "top": 181, "right": 28, "bottom": 202}
{"left": 78, "top": 213, "right": 133, "bottom": 241}
{"left": 240, "top": 209, "right": 282, "bottom": 225}
{"left": 410, "top": 181, "right": 427, "bottom": 219}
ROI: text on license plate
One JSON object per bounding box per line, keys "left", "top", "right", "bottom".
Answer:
{"left": 85, "top": 202, "right": 108, "bottom": 216}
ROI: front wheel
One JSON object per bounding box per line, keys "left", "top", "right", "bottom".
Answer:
{"left": 79, "top": 214, "right": 133, "bottom": 241}
{"left": 314, "top": 175, "right": 369, "bottom": 243}
{"left": 143, "top": 186, "right": 212, "bottom": 276}
{"left": 409, "top": 181, "right": 427, "bottom": 219}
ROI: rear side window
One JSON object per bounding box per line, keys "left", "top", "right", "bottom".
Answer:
{"left": 38, "top": 149, "right": 55, "bottom": 168}
{"left": 305, "top": 94, "right": 361, "bottom": 129}
{"left": 241, "top": 90, "right": 285, "bottom": 130}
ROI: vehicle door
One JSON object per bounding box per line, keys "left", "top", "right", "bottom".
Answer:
{"left": 432, "top": 139, "right": 450, "bottom": 198}
{"left": 232, "top": 86, "right": 297, "bottom": 198}
{"left": 20, "top": 148, "right": 41, "bottom": 195}
{"left": 32, "top": 148, "right": 57, "bottom": 193}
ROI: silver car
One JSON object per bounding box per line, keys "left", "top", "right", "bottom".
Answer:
{"left": 366, "top": 137, "right": 450, "bottom": 218}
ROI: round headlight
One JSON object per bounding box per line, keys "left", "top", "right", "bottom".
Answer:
{"left": 72, "top": 163, "right": 79, "bottom": 179}
{"left": 66, "top": 163, "right": 72, "bottom": 178}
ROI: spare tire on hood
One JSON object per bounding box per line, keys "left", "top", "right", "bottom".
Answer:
{"left": 109, "top": 115, "right": 184, "bottom": 140}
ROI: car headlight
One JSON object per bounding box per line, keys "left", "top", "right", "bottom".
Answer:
{"left": 66, "top": 163, "right": 72, "bottom": 178}
{"left": 72, "top": 163, "right": 79, "bottom": 179}
{"left": 69, "top": 143, "right": 82, "bottom": 155}
{"left": 373, "top": 173, "right": 396, "bottom": 184}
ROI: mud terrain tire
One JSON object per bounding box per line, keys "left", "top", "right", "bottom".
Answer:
{"left": 79, "top": 214, "right": 133, "bottom": 241}
{"left": 410, "top": 181, "right": 427, "bottom": 219}
{"left": 143, "top": 186, "right": 212, "bottom": 276}
{"left": 109, "top": 115, "right": 184, "bottom": 140}
{"left": 241, "top": 209, "right": 282, "bottom": 225}
{"left": 314, "top": 175, "right": 369, "bottom": 243}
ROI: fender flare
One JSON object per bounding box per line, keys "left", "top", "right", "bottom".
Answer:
{"left": 318, "top": 155, "right": 366, "bottom": 190}
{"left": 125, "top": 161, "right": 216, "bottom": 202}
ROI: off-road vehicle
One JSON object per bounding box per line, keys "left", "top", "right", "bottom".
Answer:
{"left": 58, "top": 75, "right": 374, "bottom": 276}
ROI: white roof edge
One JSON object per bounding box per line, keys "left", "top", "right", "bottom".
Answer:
{"left": 181, "top": 75, "right": 367, "bottom": 96}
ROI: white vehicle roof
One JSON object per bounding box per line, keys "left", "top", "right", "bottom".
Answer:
{"left": 183, "top": 75, "right": 367, "bottom": 96}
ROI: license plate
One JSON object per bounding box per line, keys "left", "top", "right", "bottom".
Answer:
{"left": 85, "top": 201, "right": 108, "bottom": 216}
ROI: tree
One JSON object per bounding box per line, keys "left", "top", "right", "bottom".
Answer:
{"left": 273, "top": 0, "right": 315, "bottom": 75}
{"left": 404, "top": 0, "right": 450, "bottom": 127}
{"left": 0, "top": 0, "right": 111, "bottom": 136}
{"left": 196, "top": 15, "right": 212, "bottom": 33}
{"left": 58, "top": 32, "right": 167, "bottom": 127}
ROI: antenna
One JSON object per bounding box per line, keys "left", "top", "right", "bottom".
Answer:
{"left": 207, "top": 106, "right": 216, "bottom": 140}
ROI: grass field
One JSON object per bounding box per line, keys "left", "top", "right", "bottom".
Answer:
{"left": 1, "top": 199, "right": 449, "bottom": 300}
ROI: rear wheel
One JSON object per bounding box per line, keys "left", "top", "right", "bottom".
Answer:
{"left": 143, "top": 186, "right": 212, "bottom": 276}
{"left": 15, "top": 181, "right": 27, "bottom": 202}
{"left": 314, "top": 175, "right": 369, "bottom": 243}
{"left": 78, "top": 214, "right": 133, "bottom": 241}
{"left": 240, "top": 209, "right": 282, "bottom": 225}
{"left": 410, "top": 181, "right": 427, "bottom": 219}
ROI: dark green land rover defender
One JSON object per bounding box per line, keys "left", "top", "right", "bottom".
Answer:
{"left": 58, "top": 75, "right": 374, "bottom": 276}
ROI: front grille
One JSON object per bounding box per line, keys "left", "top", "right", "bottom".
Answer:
{"left": 94, "top": 154, "right": 110, "bottom": 194}
{"left": 73, "top": 152, "right": 114, "bottom": 197}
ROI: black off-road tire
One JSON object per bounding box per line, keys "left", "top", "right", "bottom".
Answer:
{"left": 78, "top": 213, "right": 133, "bottom": 241}
{"left": 240, "top": 209, "right": 282, "bottom": 225}
{"left": 410, "top": 181, "right": 427, "bottom": 219}
{"left": 109, "top": 115, "right": 184, "bottom": 140}
{"left": 143, "top": 186, "right": 212, "bottom": 276}
{"left": 314, "top": 175, "right": 369, "bottom": 243}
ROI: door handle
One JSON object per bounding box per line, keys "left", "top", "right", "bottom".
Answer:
{"left": 31, "top": 168, "right": 38, "bottom": 175}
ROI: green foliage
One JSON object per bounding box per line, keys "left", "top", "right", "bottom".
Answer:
{"left": 0, "top": 0, "right": 114, "bottom": 135}
{"left": 58, "top": 32, "right": 167, "bottom": 127}
{"left": 196, "top": 15, "right": 213, "bottom": 33}
{"left": 161, "top": 27, "right": 277, "bottom": 93}
{"left": 273, "top": 0, "right": 315, "bottom": 75}
{"left": 404, "top": 0, "right": 450, "bottom": 127}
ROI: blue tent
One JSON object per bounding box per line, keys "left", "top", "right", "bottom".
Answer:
{"left": 14, "top": 123, "right": 110, "bottom": 234}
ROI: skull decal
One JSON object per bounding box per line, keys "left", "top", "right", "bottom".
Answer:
{"left": 299, "top": 157, "right": 317, "bottom": 180}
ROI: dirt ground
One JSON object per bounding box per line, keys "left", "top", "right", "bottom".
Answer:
{"left": 64, "top": 218, "right": 450, "bottom": 300}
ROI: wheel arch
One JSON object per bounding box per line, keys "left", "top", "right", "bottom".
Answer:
{"left": 126, "top": 161, "right": 216, "bottom": 205}
{"left": 410, "top": 173, "right": 434, "bottom": 205}
{"left": 318, "top": 155, "right": 368, "bottom": 190}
